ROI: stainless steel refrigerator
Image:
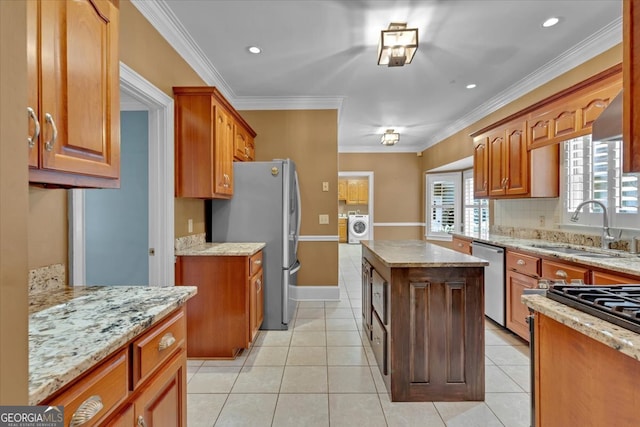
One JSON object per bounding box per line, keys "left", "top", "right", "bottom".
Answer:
{"left": 207, "top": 159, "right": 301, "bottom": 330}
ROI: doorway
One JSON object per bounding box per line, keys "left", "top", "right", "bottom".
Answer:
{"left": 338, "top": 171, "right": 374, "bottom": 241}
{"left": 69, "top": 63, "right": 174, "bottom": 286}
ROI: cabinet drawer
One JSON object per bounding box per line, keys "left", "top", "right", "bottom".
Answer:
{"left": 452, "top": 237, "right": 472, "bottom": 255}
{"left": 371, "top": 270, "right": 389, "bottom": 325}
{"left": 506, "top": 251, "right": 540, "bottom": 276}
{"left": 47, "top": 349, "right": 129, "bottom": 427}
{"left": 249, "top": 250, "right": 263, "bottom": 277}
{"left": 542, "top": 260, "right": 589, "bottom": 282}
{"left": 592, "top": 270, "right": 640, "bottom": 285}
{"left": 371, "top": 312, "right": 388, "bottom": 376}
{"left": 132, "top": 308, "right": 186, "bottom": 388}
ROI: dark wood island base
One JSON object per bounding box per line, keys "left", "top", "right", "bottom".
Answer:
{"left": 361, "top": 240, "right": 488, "bottom": 402}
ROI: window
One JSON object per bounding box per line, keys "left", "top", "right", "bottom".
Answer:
{"left": 463, "top": 169, "right": 489, "bottom": 234}
{"left": 426, "top": 172, "right": 461, "bottom": 240}
{"left": 563, "top": 135, "right": 639, "bottom": 227}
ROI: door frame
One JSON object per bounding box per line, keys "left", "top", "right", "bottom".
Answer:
{"left": 69, "top": 62, "right": 175, "bottom": 286}
{"left": 338, "top": 171, "right": 374, "bottom": 240}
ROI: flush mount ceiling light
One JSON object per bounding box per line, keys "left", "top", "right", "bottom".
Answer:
{"left": 381, "top": 129, "right": 400, "bottom": 145}
{"left": 466, "top": 83, "right": 477, "bottom": 89}
{"left": 247, "top": 46, "right": 262, "bottom": 54}
{"left": 377, "top": 22, "right": 418, "bottom": 67}
{"left": 542, "top": 17, "right": 560, "bottom": 28}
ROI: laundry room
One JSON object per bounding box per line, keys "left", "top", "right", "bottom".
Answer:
{"left": 337, "top": 173, "right": 372, "bottom": 244}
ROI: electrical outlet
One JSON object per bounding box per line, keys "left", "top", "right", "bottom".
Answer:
{"left": 188, "top": 218, "right": 193, "bottom": 233}
{"left": 319, "top": 214, "right": 329, "bottom": 224}
{"left": 322, "top": 181, "right": 329, "bottom": 192}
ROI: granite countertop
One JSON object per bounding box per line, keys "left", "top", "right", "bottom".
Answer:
{"left": 362, "top": 240, "right": 489, "bottom": 268}
{"left": 522, "top": 294, "right": 640, "bottom": 361}
{"left": 175, "top": 242, "right": 265, "bottom": 256}
{"left": 452, "top": 231, "right": 640, "bottom": 277}
{"left": 29, "top": 285, "right": 197, "bottom": 405}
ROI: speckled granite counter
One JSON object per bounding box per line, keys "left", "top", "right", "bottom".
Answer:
{"left": 362, "top": 240, "right": 488, "bottom": 268}
{"left": 452, "top": 231, "right": 640, "bottom": 277}
{"left": 175, "top": 242, "right": 265, "bottom": 256}
{"left": 522, "top": 294, "right": 640, "bottom": 361}
{"left": 29, "top": 285, "right": 197, "bottom": 405}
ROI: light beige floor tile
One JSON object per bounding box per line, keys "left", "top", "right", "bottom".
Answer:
{"left": 326, "top": 318, "right": 358, "bottom": 331}
{"left": 231, "top": 366, "right": 284, "bottom": 393}
{"left": 297, "top": 301, "right": 326, "bottom": 308}
{"left": 297, "top": 308, "right": 325, "bottom": 318}
{"left": 349, "top": 298, "right": 362, "bottom": 308}
{"left": 253, "top": 330, "right": 293, "bottom": 347}
{"left": 188, "top": 366, "right": 241, "bottom": 393}
{"left": 201, "top": 350, "right": 248, "bottom": 367}
{"left": 485, "top": 365, "right": 526, "bottom": 392}
{"left": 364, "top": 346, "right": 378, "bottom": 366}
{"left": 485, "top": 392, "right": 531, "bottom": 427}
{"left": 485, "top": 329, "right": 528, "bottom": 346}
{"left": 214, "top": 393, "right": 278, "bottom": 427}
{"left": 325, "top": 307, "right": 355, "bottom": 319}
{"left": 326, "top": 331, "right": 363, "bottom": 346}
{"left": 286, "top": 346, "right": 327, "bottom": 366}
{"left": 187, "top": 394, "right": 227, "bottom": 427}
{"left": 379, "top": 392, "right": 445, "bottom": 427}
{"left": 324, "top": 300, "right": 351, "bottom": 309}
{"left": 272, "top": 394, "right": 329, "bottom": 427}
{"left": 499, "top": 364, "right": 531, "bottom": 392}
{"left": 327, "top": 346, "right": 368, "bottom": 366}
{"left": 280, "top": 366, "right": 328, "bottom": 393}
{"left": 293, "top": 317, "right": 326, "bottom": 331}
{"left": 290, "top": 331, "right": 326, "bottom": 347}
{"left": 244, "top": 346, "right": 289, "bottom": 366}
{"left": 433, "top": 401, "right": 503, "bottom": 427}
{"left": 187, "top": 359, "right": 205, "bottom": 368}
{"left": 485, "top": 356, "right": 495, "bottom": 366}
{"left": 328, "top": 366, "right": 376, "bottom": 392}
{"left": 328, "top": 394, "right": 386, "bottom": 427}
{"left": 484, "top": 318, "right": 500, "bottom": 330}
{"left": 485, "top": 345, "right": 530, "bottom": 366}
{"left": 370, "top": 366, "right": 388, "bottom": 394}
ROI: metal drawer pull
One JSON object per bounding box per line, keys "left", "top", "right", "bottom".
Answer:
{"left": 27, "top": 107, "right": 40, "bottom": 148}
{"left": 555, "top": 270, "right": 568, "bottom": 279}
{"left": 44, "top": 113, "right": 57, "bottom": 151}
{"left": 516, "top": 259, "right": 526, "bottom": 266}
{"left": 137, "top": 415, "right": 147, "bottom": 427}
{"left": 256, "top": 279, "right": 262, "bottom": 292}
{"left": 158, "top": 332, "right": 176, "bottom": 351}
{"left": 457, "top": 243, "right": 463, "bottom": 247}
{"left": 254, "top": 259, "right": 262, "bottom": 266}
{"left": 70, "top": 395, "right": 103, "bottom": 427}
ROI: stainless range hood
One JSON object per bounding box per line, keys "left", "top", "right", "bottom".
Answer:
{"left": 592, "top": 90, "right": 623, "bottom": 142}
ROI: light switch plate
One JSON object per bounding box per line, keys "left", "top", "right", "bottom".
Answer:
{"left": 188, "top": 218, "right": 193, "bottom": 233}
{"left": 322, "top": 181, "right": 329, "bottom": 192}
{"left": 319, "top": 214, "right": 329, "bottom": 224}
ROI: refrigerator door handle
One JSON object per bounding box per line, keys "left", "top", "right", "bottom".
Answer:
{"left": 289, "top": 260, "right": 301, "bottom": 275}
{"left": 294, "top": 170, "right": 301, "bottom": 253}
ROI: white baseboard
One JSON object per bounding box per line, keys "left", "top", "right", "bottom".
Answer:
{"left": 292, "top": 285, "right": 341, "bottom": 301}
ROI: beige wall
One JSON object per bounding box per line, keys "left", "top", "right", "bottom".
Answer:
{"left": 242, "top": 110, "right": 339, "bottom": 286}
{"left": 340, "top": 153, "right": 424, "bottom": 240}
{"left": 1, "top": 0, "right": 29, "bottom": 404}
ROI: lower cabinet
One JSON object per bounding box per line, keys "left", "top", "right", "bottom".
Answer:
{"left": 43, "top": 307, "right": 187, "bottom": 427}
{"left": 175, "top": 250, "right": 264, "bottom": 358}
{"left": 361, "top": 258, "right": 372, "bottom": 340}
{"left": 506, "top": 269, "right": 537, "bottom": 340}
{"left": 338, "top": 218, "right": 348, "bottom": 243}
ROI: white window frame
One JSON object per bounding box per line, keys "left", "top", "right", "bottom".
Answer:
{"left": 561, "top": 135, "right": 639, "bottom": 230}
{"left": 425, "top": 172, "right": 461, "bottom": 240}
{"left": 463, "top": 169, "right": 490, "bottom": 234}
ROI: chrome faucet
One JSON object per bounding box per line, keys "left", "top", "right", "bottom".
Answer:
{"left": 570, "top": 200, "right": 620, "bottom": 249}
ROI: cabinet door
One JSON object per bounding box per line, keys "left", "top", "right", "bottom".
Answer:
{"left": 527, "top": 112, "right": 552, "bottom": 149}
{"left": 357, "top": 180, "right": 368, "bottom": 204}
{"left": 346, "top": 180, "right": 359, "bottom": 204}
{"left": 249, "top": 271, "right": 264, "bottom": 342}
{"left": 592, "top": 270, "right": 639, "bottom": 285}
{"left": 473, "top": 137, "right": 489, "bottom": 197}
{"left": 337, "top": 180, "right": 347, "bottom": 200}
{"left": 38, "top": 0, "right": 119, "bottom": 179}
{"left": 338, "top": 219, "right": 347, "bottom": 243}
{"left": 624, "top": 0, "right": 640, "bottom": 172}
{"left": 256, "top": 272, "right": 264, "bottom": 331}
{"left": 234, "top": 124, "right": 251, "bottom": 161}
{"left": 452, "top": 237, "right": 472, "bottom": 255}
{"left": 541, "top": 260, "right": 589, "bottom": 283}
{"left": 488, "top": 130, "right": 506, "bottom": 197}
{"left": 134, "top": 351, "right": 186, "bottom": 427}
{"left": 504, "top": 123, "right": 529, "bottom": 196}
{"left": 27, "top": 0, "right": 40, "bottom": 169}
{"left": 214, "top": 104, "right": 234, "bottom": 197}
{"left": 506, "top": 270, "right": 535, "bottom": 341}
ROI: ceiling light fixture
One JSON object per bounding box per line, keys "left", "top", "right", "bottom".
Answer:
{"left": 247, "top": 46, "right": 262, "bottom": 54}
{"left": 377, "top": 22, "right": 418, "bottom": 67}
{"left": 381, "top": 129, "right": 400, "bottom": 145}
{"left": 542, "top": 17, "right": 560, "bottom": 28}
{"left": 466, "top": 83, "right": 477, "bottom": 89}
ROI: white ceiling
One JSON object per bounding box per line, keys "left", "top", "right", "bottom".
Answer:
{"left": 132, "top": 0, "right": 622, "bottom": 154}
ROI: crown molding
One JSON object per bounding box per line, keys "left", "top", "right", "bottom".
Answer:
{"left": 234, "top": 96, "right": 344, "bottom": 115}
{"left": 420, "top": 18, "right": 622, "bottom": 151}
{"left": 339, "top": 144, "right": 424, "bottom": 154}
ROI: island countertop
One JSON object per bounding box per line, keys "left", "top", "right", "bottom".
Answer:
{"left": 361, "top": 240, "right": 489, "bottom": 268}
{"left": 175, "top": 242, "right": 265, "bottom": 256}
{"left": 29, "top": 285, "right": 197, "bottom": 405}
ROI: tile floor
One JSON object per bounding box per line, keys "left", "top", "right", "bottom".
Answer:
{"left": 186, "top": 244, "right": 532, "bottom": 426}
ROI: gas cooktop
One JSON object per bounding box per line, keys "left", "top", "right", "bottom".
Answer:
{"left": 547, "top": 285, "right": 640, "bottom": 334}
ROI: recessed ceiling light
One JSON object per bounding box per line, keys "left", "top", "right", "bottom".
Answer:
{"left": 542, "top": 17, "right": 560, "bottom": 28}
{"left": 466, "top": 83, "right": 477, "bottom": 89}
{"left": 247, "top": 46, "right": 262, "bottom": 54}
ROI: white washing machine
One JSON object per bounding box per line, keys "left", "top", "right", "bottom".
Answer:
{"left": 348, "top": 214, "right": 370, "bottom": 244}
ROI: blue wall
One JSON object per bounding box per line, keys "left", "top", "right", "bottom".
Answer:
{"left": 85, "top": 111, "right": 149, "bottom": 285}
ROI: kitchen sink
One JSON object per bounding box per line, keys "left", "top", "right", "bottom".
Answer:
{"left": 529, "top": 244, "right": 626, "bottom": 258}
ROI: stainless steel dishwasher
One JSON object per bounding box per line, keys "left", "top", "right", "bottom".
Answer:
{"left": 471, "top": 241, "right": 505, "bottom": 326}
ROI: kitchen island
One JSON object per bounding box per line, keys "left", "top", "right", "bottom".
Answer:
{"left": 361, "top": 240, "right": 488, "bottom": 402}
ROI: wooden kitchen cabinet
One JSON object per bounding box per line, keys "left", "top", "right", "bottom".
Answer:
{"left": 541, "top": 259, "right": 589, "bottom": 283}
{"left": 174, "top": 87, "right": 256, "bottom": 198}
{"left": 506, "top": 250, "right": 541, "bottom": 340}
{"left": 473, "top": 137, "right": 489, "bottom": 197}
{"left": 233, "top": 118, "right": 257, "bottom": 161}
{"left": 451, "top": 236, "right": 473, "bottom": 255}
{"left": 592, "top": 270, "right": 640, "bottom": 285}
{"left": 338, "top": 217, "right": 348, "bottom": 243}
{"left": 27, "top": 0, "right": 120, "bottom": 188}
{"left": 624, "top": 0, "right": 640, "bottom": 172}
{"left": 338, "top": 179, "right": 347, "bottom": 200}
{"left": 346, "top": 179, "right": 368, "bottom": 204}
{"left": 175, "top": 251, "right": 264, "bottom": 358}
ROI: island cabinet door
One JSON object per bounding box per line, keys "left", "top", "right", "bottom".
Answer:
{"left": 361, "top": 259, "right": 373, "bottom": 339}
{"left": 391, "top": 266, "right": 485, "bottom": 402}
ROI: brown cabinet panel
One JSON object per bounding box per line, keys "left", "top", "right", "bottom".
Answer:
{"left": 506, "top": 270, "right": 535, "bottom": 341}
{"left": 372, "top": 269, "right": 389, "bottom": 325}
{"left": 541, "top": 260, "right": 589, "bottom": 283}
{"left": 506, "top": 251, "right": 540, "bottom": 277}
{"left": 504, "top": 123, "right": 528, "bottom": 196}
{"left": 338, "top": 179, "right": 347, "bottom": 201}
{"left": 361, "top": 259, "right": 373, "bottom": 339}
{"left": 451, "top": 237, "right": 472, "bottom": 255}
{"left": 592, "top": 270, "right": 640, "bottom": 285}
{"left": 472, "top": 138, "right": 489, "bottom": 198}
{"left": 371, "top": 311, "right": 388, "bottom": 376}
{"left": 233, "top": 122, "right": 255, "bottom": 161}
{"left": 338, "top": 218, "right": 347, "bottom": 243}
{"left": 623, "top": 0, "right": 640, "bottom": 172}
{"left": 488, "top": 130, "right": 506, "bottom": 197}
{"left": 527, "top": 115, "right": 552, "bottom": 149}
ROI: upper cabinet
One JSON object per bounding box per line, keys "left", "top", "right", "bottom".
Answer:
{"left": 28, "top": 0, "right": 120, "bottom": 188}
{"left": 173, "top": 87, "right": 257, "bottom": 198}
{"left": 623, "top": 0, "right": 640, "bottom": 172}
{"left": 344, "top": 179, "right": 368, "bottom": 205}
{"left": 472, "top": 66, "right": 621, "bottom": 199}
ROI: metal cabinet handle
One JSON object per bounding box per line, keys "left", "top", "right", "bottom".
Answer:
{"left": 222, "top": 173, "right": 230, "bottom": 188}
{"left": 44, "top": 113, "right": 57, "bottom": 151}
{"left": 483, "top": 181, "right": 487, "bottom": 190}
{"left": 27, "top": 107, "right": 40, "bottom": 148}
{"left": 504, "top": 177, "right": 509, "bottom": 188}
{"left": 70, "top": 395, "right": 103, "bottom": 427}
{"left": 555, "top": 270, "right": 568, "bottom": 279}
{"left": 457, "top": 243, "right": 463, "bottom": 247}
{"left": 256, "top": 279, "right": 262, "bottom": 292}
{"left": 254, "top": 259, "right": 262, "bottom": 266}
{"left": 137, "top": 415, "right": 147, "bottom": 427}
{"left": 516, "top": 259, "right": 526, "bottom": 266}
{"left": 158, "top": 332, "right": 176, "bottom": 351}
